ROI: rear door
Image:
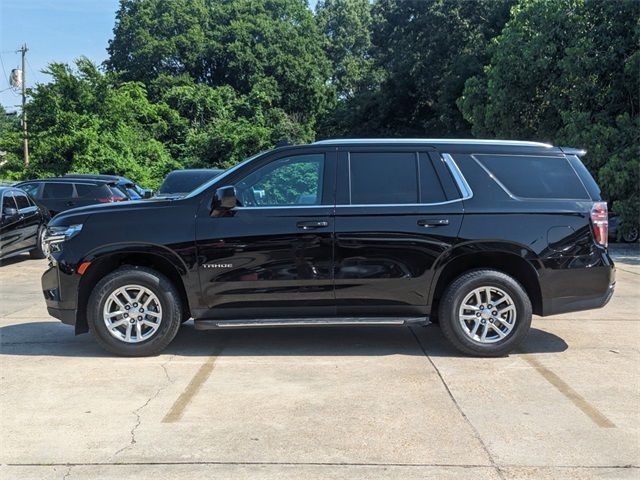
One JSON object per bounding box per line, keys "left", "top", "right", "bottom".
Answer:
{"left": 333, "top": 146, "right": 464, "bottom": 316}
{"left": 40, "top": 182, "right": 75, "bottom": 215}
{"left": 12, "top": 190, "right": 40, "bottom": 251}
{"left": 0, "top": 192, "right": 21, "bottom": 257}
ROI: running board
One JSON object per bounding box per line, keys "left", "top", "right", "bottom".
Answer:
{"left": 194, "top": 317, "right": 427, "bottom": 330}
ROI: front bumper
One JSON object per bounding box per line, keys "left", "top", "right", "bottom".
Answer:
{"left": 42, "top": 263, "right": 80, "bottom": 327}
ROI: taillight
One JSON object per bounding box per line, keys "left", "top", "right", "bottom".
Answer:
{"left": 590, "top": 202, "right": 608, "bottom": 248}
{"left": 97, "top": 196, "right": 126, "bottom": 203}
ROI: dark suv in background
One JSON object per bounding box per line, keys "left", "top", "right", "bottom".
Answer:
{"left": 15, "top": 178, "right": 129, "bottom": 217}
{"left": 41, "top": 139, "right": 614, "bottom": 357}
{"left": 1, "top": 186, "right": 49, "bottom": 261}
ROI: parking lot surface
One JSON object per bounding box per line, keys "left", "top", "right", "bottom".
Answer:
{"left": 1, "top": 245, "right": 638, "bottom": 479}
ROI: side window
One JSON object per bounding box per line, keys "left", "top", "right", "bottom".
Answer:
{"left": 476, "top": 155, "right": 590, "bottom": 200}
{"left": 237, "top": 154, "right": 325, "bottom": 207}
{"left": 74, "top": 183, "right": 96, "bottom": 197}
{"left": 349, "top": 152, "right": 418, "bottom": 204}
{"left": 13, "top": 192, "right": 30, "bottom": 210}
{"left": 42, "top": 183, "right": 74, "bottom": 199}
{"left": 2, "top": 192, "right": 17, "bottom": 213}
{"left": 418, "top": 153, "right": 447, "bottom": 203}
{"left": 19, "top": 183, "right": 40, "bottom": 198}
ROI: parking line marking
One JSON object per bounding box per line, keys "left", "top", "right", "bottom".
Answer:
{"left": 521, "top": 355, "right": 615, "bottom": 428}
{"left": 162, "top": 347, "right": 224, "bottom": 423}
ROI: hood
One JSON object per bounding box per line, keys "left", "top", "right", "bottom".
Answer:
{"left": 48, "top": 197, "right": 178, "bottom": 227}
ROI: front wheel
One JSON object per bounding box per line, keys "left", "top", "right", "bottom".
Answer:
{"left": 87, "top": 266, "right": 182, "bottom": 356}
{"left": 622, "top": 227, "right": 639, "bottom": 243}
{"left": 438, "top": 269, "right": 532, "bottom": 357}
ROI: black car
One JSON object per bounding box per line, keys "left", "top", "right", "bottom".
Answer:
{"left": 1, "top": 186, "right": 49, "bottom": 261}
{"left": 41, "top": 139, "right": 615, "bottom": 357}
{"left": 63, "top": 174, "right": 153, "bottom": 200}
{"left": 156, "top": 169, "right": 225, "bottom": 198}
{"left": 15, "top": 178, "right": 129, "bottom": 217}
{"left": 609, "top": 214, "right": 639, "bottom": 243}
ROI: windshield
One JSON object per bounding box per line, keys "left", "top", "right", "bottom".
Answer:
{"left": 158, "top": 170, "right": 223, "bottom": 196}
{"left": 186, "top": 152, "right": 268, "bottom": 198}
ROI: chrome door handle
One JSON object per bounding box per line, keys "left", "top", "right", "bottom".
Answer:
{"left": 297, "top": 221, "right": 329, "bottom": 230}
{"left": 417, "top": 219, "right": 449, "bottom": 227}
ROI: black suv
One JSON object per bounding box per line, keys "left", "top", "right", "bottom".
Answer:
{"left": 63, "top": 174, "right": 153, "bottom": 200}
{"left": 1, "top": 186, "right": 49, "bottom": 261}
{"left": 41, "top": 139, "right": 615, "bottom": 357}
{"left": 15, "top": 178, "right": 129, "bottom": 217}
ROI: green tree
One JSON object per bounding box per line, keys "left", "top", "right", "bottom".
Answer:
{"left": 315, "top": 0, "right": 380, "bottom": 99}
{"left": 458, "top": 0, "right": 639, "bottom": 233}
{"left": 0, "top": 58, "right": 182, "bottom": 188}
{"left": 107, "top": 0, "right": 333, "bottom": 122}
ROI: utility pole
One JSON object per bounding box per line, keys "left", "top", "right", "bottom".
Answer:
{"left": 18, "top": 44, "right": 29, "bottom": 166}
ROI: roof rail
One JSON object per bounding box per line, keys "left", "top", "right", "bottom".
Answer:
{"left": 313, "top": 138, "right": 554, "bottom": 148}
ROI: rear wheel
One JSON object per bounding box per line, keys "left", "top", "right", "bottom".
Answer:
{"left": 622, "top": 226, "right": 639, "bottom": 243}
{"left": 87, "top": 266, "right": 182, "bottom": 356}
{"left": 438, "top": 269, "right": 532, "bottom": 357}
{"left": 29, "top": 225, "right": 46, "bottom": 259}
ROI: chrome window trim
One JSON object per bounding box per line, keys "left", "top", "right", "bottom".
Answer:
{"left": 441, "top": 153, "right": 473, "bottom": 200}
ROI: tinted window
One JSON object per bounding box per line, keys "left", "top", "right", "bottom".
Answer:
{"left": 159, "top": 170, "right": 222, "bottom": 195}
{"left": 19, "top": 183, "right": 40, "bottom": 198}
{"left": 13, "top": 192, "right": 30, "bottom": 210}
{"left": 74, "top": 183, "right": 100, "bottom": 197}
{"left": 418, "top": 153, "right": 447, "bottom": 203}
{"left": 476, "top": 155, "right": 589, "bottom": 199}
{"left": 237, "top": 154, "right": 324, "bottom": 206}
{"left": 349, "top": 152, "right": 417, "bottom": 204}
{"left": 2, "top": 192, "right": 16, "bottom": 212}
{"left": 42, "top": 182, "right": 74, "bottom": 199}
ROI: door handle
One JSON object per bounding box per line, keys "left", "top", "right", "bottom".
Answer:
{"left": 297, "top": 221, "right": 329, "bottom": 230}
{"left": 417, "top": 219, "right": 449, "bottom": 227}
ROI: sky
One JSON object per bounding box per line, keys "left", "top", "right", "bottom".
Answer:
{"left": 0, "top": 0, "right": 320, "bottom": 113}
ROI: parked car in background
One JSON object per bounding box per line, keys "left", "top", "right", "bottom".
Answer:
{"left": 156, "top": 169, "right": 225, "bottom": 198}
{"left": 14, "top": 178, "right": 129, "bottom": 217}
{"left": 1, "top": 186, "right": 49, "bottom": 261}
{"left": 63, "top": 174, "right": 153, "bottom": 199}
{"left": 41, "top": 139, "right": 615, "bottom": 357}
{"left": 609, "top": 214, "right": 639, "bottom": 243}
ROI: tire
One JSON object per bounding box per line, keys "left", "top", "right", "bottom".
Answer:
{"left": 622, "top": 227, "right": 639, "bottom": 243}
{"left": 29, "top": 226, "right": 46, "bottom": 259}
{"left": 438, "top": 269, "right": 532, "bottom": 357}
{"left": 87, "top": 266, "right": 182, "bottom": 356}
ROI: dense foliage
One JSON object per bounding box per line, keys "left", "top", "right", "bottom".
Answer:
{"left": 0, "top": 0, "right": 637, "bottom": 229}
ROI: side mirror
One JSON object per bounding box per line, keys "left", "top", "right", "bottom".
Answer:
{"left": 143, "top": 189, "right": 154, "bottom": 199}
{"left": 3, "top": 207, "right": 18, "bottom": 218}
{"left": 211, "top": 185, "right": 237, "bottom": 217}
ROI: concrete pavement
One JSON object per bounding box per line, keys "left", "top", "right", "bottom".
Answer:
{"left": 1, "top": 245, "right": 638, "bottom": 479}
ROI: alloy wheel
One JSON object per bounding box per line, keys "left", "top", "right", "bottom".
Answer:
{"left": 458, "top": 286, "right": 516, "bottom": 343}
{"left": 102, "top": 284, "right": 162, "bottom": 343}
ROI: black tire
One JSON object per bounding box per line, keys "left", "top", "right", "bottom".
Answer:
{"left": 438, "top": 269, "right": 532, "bottom": 357}
{"left": 29, "top": 225, "right": 46, "bottom": 259}
{"left": 622, "top": 227, "right": 639, "bottom": 243}
{"left": 87, "top": 266, "right": 182, "bottom": 356}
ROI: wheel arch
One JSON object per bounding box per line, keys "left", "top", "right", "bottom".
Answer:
{"left": 430, "top": 244, "right": 543, "bottom": 317}
{"left": 75, "top": 247, "right": 191, "bottom": 334}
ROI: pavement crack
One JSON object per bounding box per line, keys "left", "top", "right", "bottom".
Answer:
{"left": 110, "top": 356, "right": 174, "bottom": 460}
{"left": 409, "top": 327, "right": 506, "bottom": 480}
{"left": 62, "top": 464, "right": 73, "bottom": 479}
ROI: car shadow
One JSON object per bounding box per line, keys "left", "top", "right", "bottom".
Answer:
{"left": 0, "top": 321, "right": 567, "bottom": 358}
{"left": 0, "top": 253, "right": 33, "bottom": 267}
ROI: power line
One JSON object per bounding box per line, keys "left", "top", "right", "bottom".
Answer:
{"left": 0, "top": 52, "right": 11, "bottom": 86}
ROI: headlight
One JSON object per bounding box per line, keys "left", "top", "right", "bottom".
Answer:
{"left": 43, "top": 224, "right": 83, "bottom": 257}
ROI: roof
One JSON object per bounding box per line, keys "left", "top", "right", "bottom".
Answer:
{"left": 16, "top": 177, "right": 116, "bottom": 185}
{"left": 313, "top": 138, "right": 554, "bottom": 148}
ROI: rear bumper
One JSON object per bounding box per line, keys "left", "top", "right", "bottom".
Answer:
{"left": 544, "top": 281, "right": 615, "bottom": 316}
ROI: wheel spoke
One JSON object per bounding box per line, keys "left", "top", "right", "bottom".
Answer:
{"left": 135, "top": 322, "right": 143, "bottom": 339}
{"left": 106, "top": 310, "right": 124, "bottom": 318}
{"left": 461, "top": 314, "right": 479, "bottom": 320}
{"left": 494, "top": 316, "right": 513, "bottom": 331}
{"left": 490, "top": 324, "right": 506, "bottom": 338}
{"left": 498, "top": 304, "right": 515, "bottom": 315}
{"left": 141, "top": 319, "right": 158, "bottom": 329}
{"left": 124, "top": 323, "right": 132, "bottom": 342}
{"left": 109, "top": 318, "right": 128, "bottom": 330}
{"left": 480, "top": 324, "right": 489, "bottom": 341}
{"left": 470, "top": 320, "right": 481, "bottom": 336}
{"left": 462, "top": 303, "right": 479, "bottom": 311}
{"left": 485, "top": 287, "right": 492, "bottom": 304}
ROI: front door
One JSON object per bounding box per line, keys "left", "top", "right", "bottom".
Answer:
{"left": 333, "top": 147, "right": 464, "bottom": 317}
{"left": 194, "top": 148, "right": 336, "bottom": 319}
{"left": 0, "top": 192, "right": 21, "bottom": 258}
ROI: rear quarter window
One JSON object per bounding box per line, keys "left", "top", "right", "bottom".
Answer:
{"left": 474, "top": 155, "right": 590, "bottom": 200}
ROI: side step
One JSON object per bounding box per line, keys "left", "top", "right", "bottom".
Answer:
{"left": 194, "top": 317, "right": 428, "bottom": 330}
